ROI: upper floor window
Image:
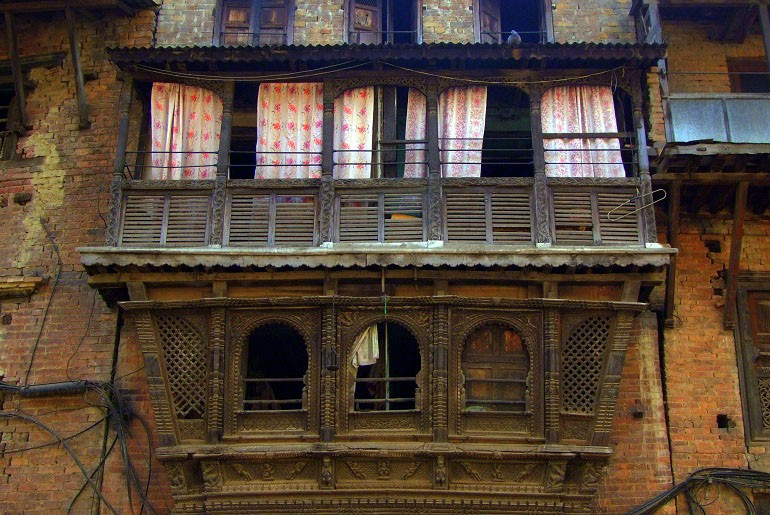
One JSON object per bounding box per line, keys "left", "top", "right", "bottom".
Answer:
{"left": 244, "top": 323, "right": 308, "bottom": 411}
{"left": 347, "top": 0, "right": 421, "bottom": 44}
{"left": 474, "top": 0, "right": 550, "bottom": 44}
{"left": 0, "top": 85, "right": 19, "bottom": 161}
{"left": 727, "top": 57, "right": 770, "bottom": 94}
{"left": 216, "top": 0, "right": 294, "bottom": 46}
{"left": 352, "top": 322, "right": 420, "bottom": 411}
{"left": 463, "top": 324, "right": 529, "bottom": 412}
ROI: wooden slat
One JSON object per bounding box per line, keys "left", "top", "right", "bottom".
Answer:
{"left": 445, "top": 191, "right": 487, "bottom": 242}
{"left": 552, "top": 190, "right": 593, "bottom": 245}
{"left": 384, "top": 193, "right": 423, "bottom": 242}
{"left": 228, "top": 194, "right": 270, "bottom": 246}
{"left": 597, "top": 190, "right": 641, "bottom": 246}
{"left": 165, "top": 195, "right": 209, "bottom": 246}
{"left": 338, "top": 193, "right": 379, "bottom": 242}
{"left": 274, "top": 195, "right": 316, "bottom": 247}
{"left": 491, "top": 190, "right": 531, "bottom": 244}
{"left": 120, "top": 194, "right": 164, "bottom": 246}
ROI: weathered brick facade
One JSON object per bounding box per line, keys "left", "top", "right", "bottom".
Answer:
{"left": 0, "top": 1, "right": 767, "bottom": 513}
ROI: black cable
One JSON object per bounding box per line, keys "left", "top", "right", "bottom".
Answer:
{"left": 66, "top": 289, "right": 99, "bottom": 381}
{"left": 0, "top": 416, "right": 105, "bottom": 455}
{"left": 66, "top": 435, "right": 119, "bottom": 515}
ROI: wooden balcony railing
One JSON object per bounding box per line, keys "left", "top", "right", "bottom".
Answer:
{"left": 113, "top": 177, "right": 651, "bottom": 249}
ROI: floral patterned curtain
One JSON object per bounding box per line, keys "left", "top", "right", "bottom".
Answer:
{"left": 255, "top": 82, "right": 324, "bottom": 179}
{"left": 404, "top": 88, "right": 427, "bottom": 178}
{"left": 403, "top": 86, "right": 487, "bottom": 178}
{"left": 541, "top": 85, "right": 625, "bottom": 178}
{"left": 439, "top": 86, "right": 487, "bottom": 178}
{"left": 333, "top": 87, "right": 375, "bottom": 178}
{"left": 149, "top": 83, "right": 223, "bottom": 180}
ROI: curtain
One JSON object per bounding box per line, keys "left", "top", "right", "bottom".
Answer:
{"left": 149, "top": 83, "right": 223, "bottom": 180}
{"left": 403, "top": 86, "right": 488, "bottom": 178}
{"left": 541, "top": 85, "right": 625, "bottom": 178}
{"left": 439, "top": 86, "right": 487, "bottom": 178}
{"left": 255, "top": 82, "right": 324, "bottom": 179}
{"left": 333, "top": 87, "right": 375, "bottom": 178}
{"left": 351, "top": 326, "right": 380, "bottom": 367}
{"left": 403, "top": 88, "right": 427, "bottom": 178}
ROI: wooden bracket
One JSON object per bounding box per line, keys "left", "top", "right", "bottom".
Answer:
{"left": 724, "top": 181, "right": 748, "bottom": 329}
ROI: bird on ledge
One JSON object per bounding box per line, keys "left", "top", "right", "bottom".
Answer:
{"left": 506, "top": 29, "right": 522, "bottom": 45}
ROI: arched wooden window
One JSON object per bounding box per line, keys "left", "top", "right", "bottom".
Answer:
{"left": 352, "top": 321, "right": 420, "bottom": 411}
{"left": 244, "top": 323, "right": 307, "bottom": 411}
{"left": 462, "top": 324, "right": 529, "bottom": 412}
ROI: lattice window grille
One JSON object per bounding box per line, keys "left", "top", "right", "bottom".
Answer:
{"left": 759, "top": 378, "right": 770, "bottom": 430}
{"left": 155, "top": 314, "right": 208, "bottom": 420}
{"left": 561, "top": 316, "right": 612, "bottom": 415}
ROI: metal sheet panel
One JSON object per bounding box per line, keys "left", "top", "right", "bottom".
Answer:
{"left": 669, "top": 98, "right": 727, "bottom": 143}
{"left": 725, "top": 99, "right": 770, "bottom": 143}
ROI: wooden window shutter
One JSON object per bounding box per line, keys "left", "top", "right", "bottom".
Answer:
{"left": 258, "top": 0, "right": 290, "bottom": 45}
{"left": 350, "top": 0, "right": 382, "bottom": 44}
{"left": 479, "top": 0, "right": 501, "bottom": 44}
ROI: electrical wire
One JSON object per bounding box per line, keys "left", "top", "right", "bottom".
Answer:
{"left": 66, "top": 288, "right": 99, "bottom": 381}
{"left": 0, "top": 416, "right": 106, "bottom": 454}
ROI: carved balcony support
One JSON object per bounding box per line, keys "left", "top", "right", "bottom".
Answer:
{"left": 529, "top": 88, "right": 552, "bottom": 245}
{"left": 106, "top": 75, "right": 134, "bottom": 246}
{"left": 320, "top": 84, "right": 336, "bottom": 243}
{"left": 426, "top": 84, "right": 443, "bottom": 240}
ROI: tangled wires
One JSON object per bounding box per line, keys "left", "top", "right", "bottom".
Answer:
{"left": 628, "top": 467, "right": 770, "bottom": 515}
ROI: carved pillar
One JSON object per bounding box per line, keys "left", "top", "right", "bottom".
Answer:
{"left": 320, "top": 305, "right": 337, "bottom": 441}
{"left": 211, "top": 81, "right": 235, "bottom": 247}
{"left": 207, "top": 308, "right": 226, "bottom": 443}
{"left": 632, "top": 76, "right": 658, "bottom": 244}
{"left": 544, "top": 308, "right": 561, "bottom": 443}
{"left": 320, "top": 84, "right": 336, "bottom": 243}
{"left": 106, "top": 76, "right": 134, "bottom": 246}
{"left": 529, "top": 87, "right": 552, "bottom": 245}
{"left": 432, "top": 304, "right": 449, "bottom": 442}
{"left": 426, "top": 84, "right": 443, "bottom": 240}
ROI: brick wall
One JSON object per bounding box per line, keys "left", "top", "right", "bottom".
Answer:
{"left": 155, "top": 0, "right": 218, "bottom": 47}
{"left": 294, "top": 0, "right": 346, "bottom": 45}
{"left": 422, "top": 0, "right": 475, "bottom": 43}
{"left": 552, "top": 0, "right": 636, "bottom": 43}
{"left": 0, "top": 9, "right": 169, "bottom": 514}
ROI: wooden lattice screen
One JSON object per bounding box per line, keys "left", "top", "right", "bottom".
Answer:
{"left": 561, "top": 315, "right": 612, "bottom": 415}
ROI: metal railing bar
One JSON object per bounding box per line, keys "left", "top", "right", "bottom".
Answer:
{"left": 355, "top": 377, "right": 416, "bottom": 383}
{"left": 243, "top": 398, "right": 304, "bottom": 405}
{"left": 466, "top": 399, "right": 527, "bottom": 405}
{"left": 244, "top": 377, "right": 305, "bottom": 383}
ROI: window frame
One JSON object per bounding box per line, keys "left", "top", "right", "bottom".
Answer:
{"left": 344, "top": 0, "right": 423, "bottom": 45}
{"left": 214, "top": 0, "right": 295, "bottom": 47}
{"left": 0, "top": 83, "right": 20, "bottom": 161}
{"left": 736, "top": 279, "right": 770, "bottom": 444}
{"left": 472, "top": 0, "right": 554, "bottom": 44}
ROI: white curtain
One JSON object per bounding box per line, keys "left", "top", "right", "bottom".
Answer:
{"left": 255, "top": 82, "right": 324, "bottom": 179}
{"left": 149, "top": 83, "right": 223, "bottom": 180}
{"left": 333, "top": 87, "right": 375, "bottom": 178}
{"left": 351, "top": 326, "right": 380, "bottom": 367}
{"left": 404, "top": 88, "right": 428, "bottom": 178}
{"left": 439, "top": 86, "right": 487, "bottom": 178}
{"left": 541, "top": 85, "right": 625, "bottom": 178}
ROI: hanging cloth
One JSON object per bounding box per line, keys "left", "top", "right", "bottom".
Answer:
{"left": 333, "top": 87, "right": 375, "bottom": 178}
{"left": 351, "top": 325, "right": 380, "bottom": 368}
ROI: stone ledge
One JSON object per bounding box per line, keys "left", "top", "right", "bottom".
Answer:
{"left": 0, "top": 276, "right": 45, "bottom": 299}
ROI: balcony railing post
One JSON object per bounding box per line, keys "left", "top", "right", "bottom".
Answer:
{"left": 632, "top": 76, "right": 658, "bottom": 244}
{"left": 106, "top": 74, "right": 133, "bottom": 246}
{"left": 211, "top": 81, "right": 235, "bottom": 247}
{"left": 426, "top": 84, "right": 443, "bottom": 241}
{"left": 320, "top": 84, "right": 336, "bottom": 243}
{"left": 530, "top": 87, "right": 552, "bottom": 245}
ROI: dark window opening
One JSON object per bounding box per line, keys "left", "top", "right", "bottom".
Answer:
{"left": 463, "top": 324, "right": 529, "bottom": 412}
{"left": 478, "top": 0, "right": 546, "bottom": 44}
{"left": 353, "top": 322, "right": 420, "bottom": 411}
{"left": 218, "top": 0, "right": 293, "bottom": 46}
{"left": 727, "top": 57, "right": 770, "bottom": 93}
{"left": 244, "top": 323, "right": 307, "bottom": 411}
{"left": 0, "top": 86, "right": 18, "bottom": 161}
{"left": 481, "top": 86, "right": 533, "bottom": 177}
{"left": 377, "top": 85, "right": 424, "bottom": 178}
{"left": 613, "top": 89, "right": 635, "bottom": 178}
{"left": 349, "top": 0, "right": 419, "bottom": 44}
{"left": 230, "top": 82, "right": 259, "bottom": 179}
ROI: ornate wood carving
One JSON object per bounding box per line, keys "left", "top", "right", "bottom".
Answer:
{"left": 207, "top": 307, "right": 226, "bottom": 442}
{"left": 544, "top": 308, "right": 561, "bottom": 442}
{"left": 319, "top": 175, "right": 334, "bottom": 243}
{"left": 432, "top": 304, "right": 449, "bottom": 440}
{"left": 209, "top": 175, "right": 227, "bottom": 247}
{"left": 428, "top": 173, "right": 443, "bottom": 241}
{"left": 326, "top": 77, "right": 429, "bottom": 100}
{"left": 105, "top": 174, "right": 124, "bottom": 246}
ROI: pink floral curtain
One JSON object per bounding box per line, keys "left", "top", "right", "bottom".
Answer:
{"left": 333, "top": 87, "right": 374, "bottom": 178}
{"left": 439, "top": 86, "right": 487, "bottom": 178}
{"left": 256, "top": 82, "right": 324, "bottom": 179}
{"left": 403, "top": 86, "right": 487, "bottom": 178}
{"left": 541, "top": 85, "right": 625, "bottom": 178}
{"left": 149, "top": 83, "right": 223, "bottom": 180}
{"left": 404, "top": 88, "right": 427, "bottom": 178}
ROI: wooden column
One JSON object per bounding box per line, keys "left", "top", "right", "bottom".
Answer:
{"left": 105, "top": 76, "right": 134, "bottom": 246}
{"left": 319, "top": 83, "right": 336, "bottom": 243}
{"left": 760, "top": 5, "right": 770, "bottom": 76}
{"left": 633, "top": 76, "right": 658, "bottom": 244}
{"left": 65, "top": 7, "right": 90, "bottom": 129}
{"left": 543, "top": 282, "right": 560, "bottom": 443}
{"left": 426, "top": 84, "right": 443, "bottom": 241}
{"left": 210, "top": 82, "right": 235, "bottom": 247}
{"left": 4, "top": 12, "right": 28, "bottom": 132}
{"left": 530, "top": 87, "right": 552, "bottom": 245}
{"left": 664, "top": 181, "right": 680, "bottom": 327}
{"left": 432, "top": 303, "right": 449, "bottom": 442}
{"left": 724, "top": 181, "right": 749, "bottom": 328}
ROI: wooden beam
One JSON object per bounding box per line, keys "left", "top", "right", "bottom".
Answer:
{"left": 653, "top": 173, "right": 770, "bottom": 185}
{"left": 65, "top": 6, "right": 90, "bottom": 129}
{"left": 724, "top": 181, "right": 748, "bottom": 329}
{"left": 0, "top": 0, "right": 126, "bottom": 12}
{"left": 4, "top": 12, "right": 27, "bottom": 131}
{"left": 664, "top": 182, "right": 680, "bottom": 327}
